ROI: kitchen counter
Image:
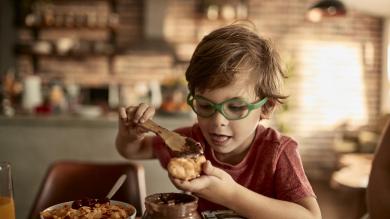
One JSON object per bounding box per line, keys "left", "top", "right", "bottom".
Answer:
{"left": 0, "top": 113, "right": 194, "bottom": 128}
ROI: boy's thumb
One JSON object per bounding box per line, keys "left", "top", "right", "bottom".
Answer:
{"left": 203, "top": 161, "right": 224, "bottom": 179}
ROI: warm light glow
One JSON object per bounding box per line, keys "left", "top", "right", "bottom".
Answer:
{"left": 207, "top": 5, "right": 219, "bottom": 20}
{"left": 307, "top": 8, "right": 323, "bottom": 22}
{"left": 221, "top": 4, "right": 236, "bottom": 20}
{"left": 236, "top": 3, "right": 248, "bottom": 19}
{"left": 296, "top": 41, "right": 368, "bottom": 133}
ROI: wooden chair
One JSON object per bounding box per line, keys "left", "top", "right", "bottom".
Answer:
{"left": 28, "top": 160, "right": 146, "bottom": 218}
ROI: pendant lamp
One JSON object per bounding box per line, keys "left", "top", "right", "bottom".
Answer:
{"left": 306, "top": 0, "right": 347, "bottom": 22}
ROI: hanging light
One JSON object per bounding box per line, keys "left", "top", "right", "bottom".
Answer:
{"left": 306, "top": 0, "right": 347, "bottom": 22}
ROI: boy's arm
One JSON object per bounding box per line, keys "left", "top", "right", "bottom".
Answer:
{"left": 173, "top": 161, "right": 321, "bottom": 219}
{"left": 115, "top": 132, "right": 155, "bottom": 159}
{"left": 227, "top": 184, "right": 321, "bottom": 219}
{"left": 367, "top": 120, "right": 390, "bottom": 218}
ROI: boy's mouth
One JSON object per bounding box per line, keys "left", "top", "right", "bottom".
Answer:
{"left": 209, "top": 133, "right": 231, "bottom": 145}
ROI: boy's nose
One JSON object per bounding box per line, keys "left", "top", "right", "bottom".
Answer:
{"left": 211, "top": 111, "right": 229, "bottom": 127}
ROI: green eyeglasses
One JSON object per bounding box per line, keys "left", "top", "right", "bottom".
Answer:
{"left": 187, "top": 94, "right": 268, "bottom": 120}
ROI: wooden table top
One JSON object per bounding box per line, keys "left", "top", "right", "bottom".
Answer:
{"left": 331, "top": 153, "right": 373, "bottom": 189}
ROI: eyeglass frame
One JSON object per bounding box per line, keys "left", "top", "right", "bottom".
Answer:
{"left": 186, "top": 94, "right": 268, "bottom": 120}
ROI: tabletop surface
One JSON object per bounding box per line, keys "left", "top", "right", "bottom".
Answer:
{"left": 331, "top": 153, "right": 373, "bottom": 189}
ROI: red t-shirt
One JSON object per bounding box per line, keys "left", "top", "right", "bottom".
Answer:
{"left": 152, "top": 124, "right": 315, "bottom": 212}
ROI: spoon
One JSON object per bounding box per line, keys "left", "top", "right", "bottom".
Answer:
{"left": 71, "top": 174, "right": 128, "bottom": 209}
{"left": 139, "top": 120, "right": 203, "bottom": 154}
{"left": 106, "top": 174, "right": 127, "bottom": 199}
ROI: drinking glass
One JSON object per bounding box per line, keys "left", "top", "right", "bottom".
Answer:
{"left": 0, "top": 162, "right": 16, "bottom": 219}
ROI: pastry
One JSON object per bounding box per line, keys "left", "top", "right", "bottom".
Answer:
{"left": 168, "top": 155, "right": 206, "bottom": 181}
{"left": 167, "top": 137, "right": 206, "bottom": 180}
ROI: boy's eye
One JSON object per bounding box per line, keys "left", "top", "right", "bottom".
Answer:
{"left": 227, "top": 105, "right": 248, "bottom": 112}
{"left": 196, "top": 101, "right": 213, "bottom": 110}
{"left": 226, "top": 102, "right": 248, "bottom": 112}
{"left": 198, "top": 103, "right": 212, "bottom": 109}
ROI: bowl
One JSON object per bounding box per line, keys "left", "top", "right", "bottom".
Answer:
{"left": 40, "top": 200, "right": 136, "bottom": 219}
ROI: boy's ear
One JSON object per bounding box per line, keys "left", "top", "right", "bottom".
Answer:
{"left": 260, "top": 99, "right": 276, "bottom": 120}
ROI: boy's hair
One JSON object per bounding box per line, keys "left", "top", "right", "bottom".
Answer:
{"left": 185, "top": 24, "right": 287, "bottom": 116}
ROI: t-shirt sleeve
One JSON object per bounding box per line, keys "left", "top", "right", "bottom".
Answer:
{"left": 273, "top": 138, "right": 316, "bottom": 202}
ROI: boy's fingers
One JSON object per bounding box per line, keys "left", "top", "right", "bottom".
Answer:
{"left": 203, "top": 161, "right": 225, "bottom": 179}
{"left": 171, "top": 176, "right": 210, "bottom": 192}
{"left": 125, "top": 106, "right": 136, "bottom": 116}
{"left": 118, "top": 107, "right": 130, "bottom": 130}
{"left": 119, "top": 107, "right": 127, "bottom": 121}
{"left": 169, "top": 175, "right": 189, "bottom": 189}
{"left": 137, "top": 127, "right": 149, "bottom": 133}
{"left": 134, "top": 103, "right": 148, "bottom": 122}
{"left": 172, "top": 178, "right": 199, "bottom": 192}
{"left": 141, "top": 107, "right": 155, "bottom": 123}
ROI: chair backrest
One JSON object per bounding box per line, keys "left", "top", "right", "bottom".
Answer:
{"left": 29, "top": 160, "right": 146, "bottom": 218}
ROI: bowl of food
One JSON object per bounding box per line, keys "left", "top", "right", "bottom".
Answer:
{"left": 40, "top": 197, "right": 136, "bottom": 219}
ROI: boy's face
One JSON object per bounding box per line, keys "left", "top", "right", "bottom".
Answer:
{"left": 195, "top": 74, "right": 261, "bottom": 162}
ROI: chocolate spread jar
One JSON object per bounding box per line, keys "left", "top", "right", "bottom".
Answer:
{"left": 142, "top": 193, "right": 201, "bottom": 219}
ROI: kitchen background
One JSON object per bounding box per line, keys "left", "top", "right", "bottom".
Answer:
{"left": 1, "top": 0, "right": 390, "bottom": 218}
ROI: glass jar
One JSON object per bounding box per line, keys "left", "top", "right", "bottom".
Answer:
{"left": 0, "top": 162, "right": 16, "bottom": 219}
{"left": 142, "top": 193, "right": 202, "bottom": 219}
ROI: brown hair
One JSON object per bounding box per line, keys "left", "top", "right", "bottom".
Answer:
{"left": 185, "top": 24, "right": 287, "bottom": 115}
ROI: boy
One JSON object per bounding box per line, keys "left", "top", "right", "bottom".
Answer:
{"left": 116, "top": 24, "right": 321, "bottom": 219}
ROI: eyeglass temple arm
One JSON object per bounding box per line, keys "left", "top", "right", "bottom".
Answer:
{"left": 249, "top": 97, "right": 268, "bottom": 110}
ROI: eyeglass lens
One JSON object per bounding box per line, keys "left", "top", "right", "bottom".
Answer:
{"left": 192, "top": 98, "right": 249, "bottom": 119}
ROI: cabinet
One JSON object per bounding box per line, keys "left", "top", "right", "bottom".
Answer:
{"left": 16, "top": 0, "right": 125, "bottom": 86}
{"left": 14, "top": 0, "right": 177, "bottom": 113}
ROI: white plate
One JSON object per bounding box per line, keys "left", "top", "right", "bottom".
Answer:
{"left": 40, "top": 200, "right": 136, "bottom": 219}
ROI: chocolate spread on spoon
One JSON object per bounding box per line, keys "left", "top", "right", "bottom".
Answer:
{"left": 173, "top": 137, "right": 204, "bottom": 157}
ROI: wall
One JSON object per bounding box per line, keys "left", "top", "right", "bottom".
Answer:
{"left": 115, "top": 0, "right": 144, "bottom": 48}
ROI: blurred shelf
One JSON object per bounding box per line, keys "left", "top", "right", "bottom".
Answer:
{"left": 25, "top": 25, "right": 117, "bottom": 31}
{"left": 0, "top": 113, "right": 195, "bottom": 127}
{"left": 36, "top": 73, "right": 172, "bottom": 87}
{"left": 15, "top": 51, "right": 115, "bottom": 59}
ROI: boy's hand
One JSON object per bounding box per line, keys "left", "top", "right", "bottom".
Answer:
{"left": 118, "top": 103, "right": 156, "bottom": 139}
{"left": 170, "top": 161, "right": 238, "bottom": 206}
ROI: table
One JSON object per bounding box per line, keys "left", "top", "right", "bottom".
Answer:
{"left": 331, "top": 153, "right": 373, "bottom": 189}
{"left": 331, "top": 153, "right": 373, "bottom": 218}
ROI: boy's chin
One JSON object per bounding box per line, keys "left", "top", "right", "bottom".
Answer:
{"left": 210, "top": 144, "right": 235, "bottom": 154}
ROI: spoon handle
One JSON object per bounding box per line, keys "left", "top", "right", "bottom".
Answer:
{"left": 140, "top": 120, "right": 187, "bottom": 152}
{"left": 106, "top": 174, "right": 127, "bottom": 199}
{"left": 140, "top": 120, "right": 168, "bottom": 136}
